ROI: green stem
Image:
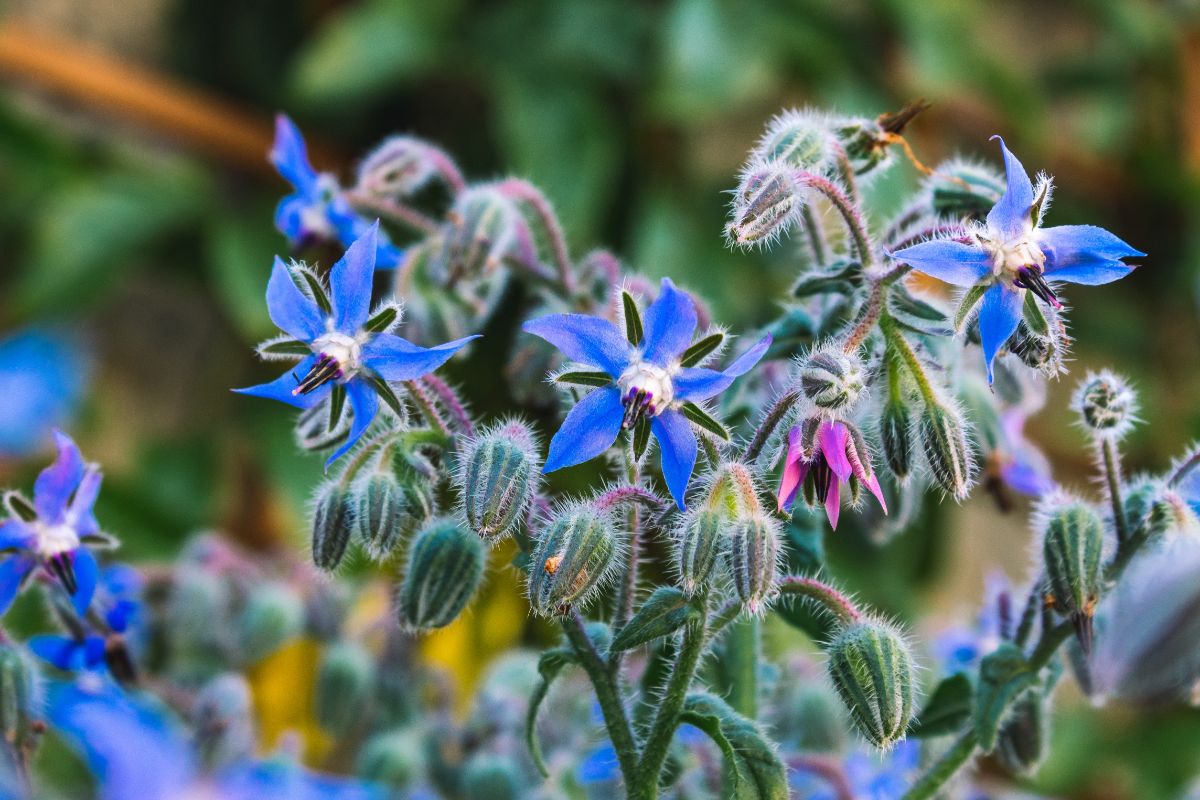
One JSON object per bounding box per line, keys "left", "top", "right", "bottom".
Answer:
{"left": 724, "top": 617, "right": 760, "bottom": 719}
{"left": 1101, "top": 437, "right": 1130, "bottom": 547}
{"left": 743, "top": 390, "right": 801, "bottom": 463}
{"left": 880, "top": 314, "right": 937, "bottom": 404}
{"left": 562, "top": 614, "right": 639, "bottom": 784}
{"left": 403, "top": 380, "right": 451, "bottom": 437}
{"left": 900, "top": 730, "right": 978, "bottom": 800}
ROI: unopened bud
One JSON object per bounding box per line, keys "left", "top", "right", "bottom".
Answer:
{"left": 779, "top": 680, "right": 847, "bottom": 753}
{"left": 397, "top": 518, "right": 486, "bottom": 632}
{"left": 729, "top": 514, "right": 781, "bottom": 613}
{"left": 1041, "top": 498, "right": 1104, "bottom": 653}
{"left": 528, "top": 505, "right": 618, "bottom": 617}
{"left": 167, "top": 570, "right": 232, "bottom": 678}
{"left": 1073, "top": 371, "right": 1137, "bottom": 438}
{"left": 315, "top": 642, "right": 375, "bottom": 737}
{"left": 191, "top": 673, "right": 255, "bottom": 769}
{"left": 675, "top": 510, "right": 727, "bottom": 596}
{"left": 995, "top": 690, "right": 1048, "bottom": 777}
{"left": 354, "top": 466, "right": 432, "bottom": 561}
{"left": 0, "top": 643, "right": 39, "bottom": 745}
{"left": 826, "top": 619, "right": 916, "bottom": 749}
{"left": 926, "top": 158, "right": 1004, "bottom": 219}
{"left": 798, "top": 348, "right": 864, "bottom": 411}
{"left": 294, "top": 398, "right": 352, "bottom": 452}
{"left": 726, "top": 161, "right": 804, "bottom": 247}
{"left": 919, "top": 403, "right": 976, "bottom": 500}
{"left": 356, "top": 729, "right": 424, "bottom": 793}
{"left": 460, "top": 421, "right": 540, "bottom": 541}
{"left": 754, "top": 110, "right": 834, "bottom": 173}
{"left": 880, "top": 399, "right": 913, "bottom": 481}
{"left": 236, "top": 583, "right": 304, "bottom": 665}
{"left": 463, "top": 753, "right": 522, "bottom": 800}
{"left": 1007, "top": 312, "right": 1068, "bottom": 377}
{"left": 356, "top": 136, "right": 444, "bottom": 198}
{"left": 311, "top": 482, "right": 355, "bottom": 571}
{"left": 441, "top": 186, "right": 520, "bottom": 280}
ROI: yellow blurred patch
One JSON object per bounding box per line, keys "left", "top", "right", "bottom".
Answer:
{"left": 247, "top": 638, "right": 331, "bottom": 764}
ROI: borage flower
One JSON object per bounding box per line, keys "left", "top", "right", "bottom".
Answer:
{"left": 0, "top": 431, "right": 112, "bottom": 616}
{"left": 524, "top": 278, "right": 770, "bottom": 509}
{"left": 777, "top": 419, "right": 886, "bottom": 529}
{"left": 29, "top": 563, "right": 142, "bottom": 675}
{"left": 272, "top": 114, "right": 403, "bottom": 269}
{"left": 893, "top": 137, "right": 1143, "bottom": 382}
{"left": 234, "top": 225, "right": 478, "bottom": 465}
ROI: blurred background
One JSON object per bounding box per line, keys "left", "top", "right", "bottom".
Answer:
{"left": 1, "top": 0, "right": 1199, "bottom": 797}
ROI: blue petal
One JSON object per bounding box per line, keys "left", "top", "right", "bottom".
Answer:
{"left": 328, "top": 204, "right": 404, "bottom": 270}
{"left": 1046, "top": 260, "right": 1135, "bottom": 286}
{"left": 30, "top": 634, "right": 105, "bottom": 671}
{"left": 641, "top": 278, "right": 698, "bottom": 365}
{"left": 35, "top": 430, "right": 85, "bottom": 523}
{"left": 72, "top": 547, "right": 100, "bottom": 616}
{"left": 890, "top": 240, "right": 992, "bottom": 287}
{"left": 233, "top": 356, "right": 332, "bottom": 410}
{"left": 361, "top": 334, "right": 479, "bottom": 381}
{"left": 326, "top": 380, "right": 378, "bottom": 467}
{"left": 271, "top": 114, "right": 319, "bottom": 194}
{"left": 0, "top": 520, "right": 33, "bottom": 552}
{"left": 330, "top": 223, "right": 379, "bottom": 333}
{"left": 1037, "top": 224, "right": 1144, "bottom": 264}
{"left": 577, "top": 744, "right": 620, "bottom": 784}
{"left": 267, "top": 257, "right": 325, "bottom": 342}
{"left": 673, "top": 334, "right": 771, "bottom": 402}
{"left": 978, "top": 284, "right": 1023, "bottom": 384}
{"left": 543, "top": 387, "right": 625, "bottom": 473}
{"left": 274, "top": 193, "right": 310, "bottom": 243}
{"left": 0, "top": 555, "right": 34, "bottom": 614}
{"left": 651, "top": 409, "right": 697, "bottom": 510}
{"left": 69, "top": 467, "right": 103, "bottom": 537}
{"left": 986, "top": 136, "right": 1035, "bottom": 240}
{"left": 522, "top": 315, "right": 632, "bottom": 377}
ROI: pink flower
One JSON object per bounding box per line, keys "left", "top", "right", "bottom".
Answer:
{"left": 777, "top": 419, "right": 887, "bottom": 529}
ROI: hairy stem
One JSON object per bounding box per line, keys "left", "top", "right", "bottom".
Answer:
{"left": 403, "top": 380, "right": 451, "bottom": 437}
{"left": 562, "top": 614, "right": 639, "bottom": 784}
{"left": 900, "top": 729, "right": 978, "bottom": 800}
{"left": 880, "top": 314, "right": 938, "bottom": 404}
{"left": 497, "top": 179, "right": 577, "bottom": 295}
{"left": 343, "top": 190, "right": 441, "bottom": 236}
{"left": 743, "top": 389, "right": 801, "bottom": 463}
{"left": 797, "top": 172, "right": 873, "bottom": 270}
{"left": 1100, "top": 437, "right": 1129, "bottom": 547}
{"left": 724, "top": 617, "right": 760, "bottom": 718}
{"left": 776, "top": 575, "right": 862, "bottom": 626}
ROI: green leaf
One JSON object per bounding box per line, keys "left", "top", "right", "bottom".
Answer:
{"left": 365, "top": 305, "right": 399, "bottom": 333}
{"left": 953, "top": 283, "right": 990, "bottom": 333}
{"left": 611, "top": 587, "right": 699, "bottom": 652}
{"left": 555, "top": 371, "right": 613, "bottom": 388}
{"left": 633, "top": 417, "right": 651, "bottom": 461}
{"left": 294, "top": 267, "right": 332, "bottom": 316}
{"left": 679, "top": 333, "right": 724, "bottom": 367}
{"left": 1023, "top": 290, "right": 1049, "bottom": 334}
{"left": 974, "top": 643, "right": 1038, "bottom": 752}
{"left": 682, "top": 403, "right": 730, "bottom": 441}
{"left": 892, "top": 285, "right": 948, "bottom": 322}
{"left": 909, "top": 673, "right": 973, "bottom": 738}
{"left": 679, "top": 694, "right": 788, "bottom": 800}
{"left": 622, "top": 291, "right": 643, "bottom": 346}
{"left": 526, "top": 646, "right": 578, "bottom": 778}
{"left": 791, "top": 260, "right": 862, "bottom": 298}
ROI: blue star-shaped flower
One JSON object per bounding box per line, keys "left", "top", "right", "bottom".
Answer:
{"left": 523, "top": 278, "right": 770, "bottom": 509}
{"left": 0, "top": 430, "right": 108, "bottom": 617}
{"left": 893, "top": 136, "right": 1143, "bottom": 382}
{"left": 29, "top": 563, "right": 142, "bottom": 673}
{"left": 234, "top": 224, "right": 478, "bottom": 466}
{"left": 271, "top": 114, "right": 403, "bottom": 269}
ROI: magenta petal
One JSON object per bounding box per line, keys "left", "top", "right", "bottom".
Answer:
{"left": 864, "top": 472, "right": 888, "bottom": 515}
{"left": 819, "top": 421, "right": 852, "bottom": 482}
{"left": 824, "top": 481, "right": 842, "bottom": 530}
{"left": 778, "top": 456, "right": 810, "bottom": 512}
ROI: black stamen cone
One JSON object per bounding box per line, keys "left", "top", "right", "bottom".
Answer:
{"left": 1014, "top": 267, "right": 1061, "bottom": 309}
{"left": 47, "top": 554, "right": 77, "bottom": 596}
{"left": 294, "top": 355, "right": 341, "bottom": 396}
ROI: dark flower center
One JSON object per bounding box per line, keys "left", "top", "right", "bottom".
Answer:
{"left": 1012, "top": 266, "right": 1062, "bottom": 309}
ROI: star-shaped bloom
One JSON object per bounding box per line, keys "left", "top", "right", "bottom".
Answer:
{"left": 234, "top": 224, "right": 478, "bottom": 466}
{"left": 0, "top": 431, "right": 110, "bottom": 617}
{"left": 271, "top": 114, "right": 403, "bottom": 269}
{"left": 523, "top": 278, "right": 770, "bottom": 509}
{"left": 29, "top": 563, "right": 142, "bottom": 673}
{"left": 777, "top": 419, "right": 886, "bottom": 529}
{"left": 893, "top": 137, "right": 1143, "bottom": 382}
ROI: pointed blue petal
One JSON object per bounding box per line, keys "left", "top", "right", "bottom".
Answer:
{"left": 651, "top": 409, "right": 697, "bottom": 510}
{"left": 1044, "top": 260, "right": 1134, "bottom": 286}
{"left": 891, "top": 240, "right": 993, "bottom": 287}
{"left": 274, "top": 193, "right": 310, "bottom": 242}
{"left": 0, "top": 555, "right": 34, "bottom": 614}
{"left": 35, "top": 430, "right": 85, "bottom": 523}
{"left": 71, "top": 547, "right": 99, "bottom": 616}
{"left": 69, "top": 467, "right": 103, "bottom": 537}
{"left": 29, "top": 634, "right": 79, "bottom": 670}
{"left": 328, "top": 204, "right": 404, "bottom": 270}
{"left": 330, "top": 223, "right": 379, "bottom": 333}
{"left": 271, "top": 114, "right": 319, "bottom": 194}
{"left": 361, "top": 334, "right": 479, "bottom": 381}
{"left": 986, "top": 136, "right": 1035, "bottom": 240}
{"left": 326, "top": 379, "right": 379, "bottom": 467}
{"left": 0, "top": 520, "right": 33, "bottom": 552}
{"left": 523, "top": 315, "right": 632, "bottom": 377}
{"left": 267, "top": 257, "right": 325, "bottom": 342}
{"left": 641, "top": 278, "right": 698, "bottom": 365}
{"left": 673, "top": 334, "right": 772, "bottom": 402}
{"left": 1037, "top": 224, "right": 1144, "bottom": 279}
{"left": 233, "top": 356, "right": 332, "bottom": 410}
{"left": 543, "top": 387, "right": 624, "bottom": 473}
{"left": 978, "top": 284, "right": 1024, "bottom": 384}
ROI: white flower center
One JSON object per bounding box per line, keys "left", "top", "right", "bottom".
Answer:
{"left": 36, "top": 521, "right": 80, "bottom": 557}
{"left": 618, "top": 361, "right": 675, "bottom": 427}
{"left": 312, "top": 331, "right": 363, "bottom": 375}
{"left": 298, "top": 175, "right": 342, "bottom": 238}
{"left": 981, "top": 230, "right": 1046, "bottom": 285}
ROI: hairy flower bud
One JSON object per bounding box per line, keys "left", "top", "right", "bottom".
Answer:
{"left": 356, "top": 136, "right": 445, "bottom": 199}
{"left": 729, "top": 514, "right": 781, "bottom": 613}
{"left": 754, "top": 110, "right": 834, "bottom": 173}
{"left": 315, "top": 642, "right": 375, "bottom": 737}
{"left": 440, "top": 186, "right": 520, "bottom": 281}
{"left": 236, "top": 583, "right": 303, "bottom": 665}
{"left": 460, "top": 421, "right": 540, "bottom": 541}
{"left": 354, "top": 465, "right": 432, "bottom": 561}
{"left": 397, "top": 517, "right": 486, "bottom": 631}
{"left": 1041, "top": 498, "right": 1104, "bottom": 652}
{"left": 726, "top": 161, "right": 804, "bottom": 247}
{"left": 0, "top": 643, "right": 39, "bottom": 746}
{"left": 675, "top": 510, "right": 727, "bottom": 596}
{"left": 1073, "top": 371, "right": 1137, "bottom": 439}
{"left": 826, "top": 619, "right": 916, "bottom": 749}
{"left": 191, "top": 673, "right": 255, "bottom": 769}
{"left": 798, "top": 348, "right": 864, "bottom": 411}
{"left": 294, "top": 399, "right": 352, "bottom": 452}
{"left": 463, "top": 753, "right": 522, "bottom": 800}
{"left": 528, "top": 504, "right": 618, "bottom": 617}
{"left": 880, "top": 398, "right": 913, "bottom": 481}
{"left": 311, "top": 482, "right": 355, "bottom": 571}
{"left": 356, "top": 729, "right": 424, "bottom": 793}
{"left": 1007, "top": 311, "right": 1069, "bottom": 377}
{"left": 995, "top": 690, "right": 1048, "bottom": 777}
{"left": 919, "top": 403, "right": 976, "bottom": 500}
{"left": 925, "top": 158, "right": 1004, "bottom": 219}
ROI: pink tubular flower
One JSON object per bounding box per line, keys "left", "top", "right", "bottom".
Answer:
{"left": 777, "top": 419, "right": 887, "bottom": 529}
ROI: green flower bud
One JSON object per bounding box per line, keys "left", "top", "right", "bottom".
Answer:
{"left": 726, "top": 161, "right": 804, "bottom": 248}
{"left": 311, "top": 482, "right": 355, "bottom": 572}
{"left": 440, "top": 186, "right": 520, "bottom": 280}
{"left": 776, "top": 676, "right": 847, "bottom": 753}
{"left": 167, "top": 570, "right": 233, "bottom": 680}
{"left": 460, "top": 421, "right": 540, "bottom": 541}
{"left": 528, "top": 504, "right": 619, "bottom": 617}
{"left": 236, "top": 583, "right": 303, "bottom": 665}
{"left": 356, "top": 729, "right": 424, "bottom": 793}
{"left": 1041, "top": 498, "right": 1104, "bottom": 652}
{"left": 826, "top": 619, "right": 916, "bottom": 750}
{"left": 675, "top": 510, "right": 727, "bottom": 596}
{"left": 0, "top": 643, "right": 39, "bottom": 746}
{"left": 397, "top": 518, "right": 486, "bottom": 632}
{"left": 1008, "top": 311, "right": 1068, "bottom": 377}
{"left": 463, "top": 753, "right": 521, "bottom": 800}
{"left": 754, "top": 109, "right": 834, "bottom": 173}
{"left": 1073, "top": 371, "right": 1137, "bottom": 439}
{"left": 356, "top": 135, "right": 444, "bottom": 199}
{"left": 880, "top": 399, "right": 913, "bottom": 481}
{"left": 832, "top": 103, "right": 927, "bottom": 180}
{"left": 294, "top": 398, "right": 352, "bottom": 452}
{"left": 315, "top": 642, "right": 375, "bottom": 737}
{"left": 995, "top": 691, "right": 1048, "bottom": 777}
{"left": 729, "top": 514, "right": 781, "bottom": 613}
{"left": 798, "top": 348, "right": 864, "bottom": 411}
{"left": 191, "top": 673, "right": 255, "bottom": 769}
{"left": 918, "top": 402, "right": 976, "bottom": 500}
{"left": 925, "top": 158, "right": 1004, "bottom": 219}
{"left": 354, "top": 464, "right": 433, "bottom": 561}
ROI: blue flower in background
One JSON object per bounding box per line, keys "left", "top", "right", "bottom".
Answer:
{"left": 272, "top": 114, "right": 403, "bottom": 269}
{"left": 790, "top": 739, "right": 921, "bottom": 800}
{"left": 0, "top": 431, "right": 111, "bottom": 617}
{"left": 894, "top": 137, "right": 1143, "bottom": 382}
{"left": 235, "top": 225, "right": 478, "bottom": 465}
{"left": 29, "top": 563, "right": 143, "bottom": 674}
{"left": 523, "top": 278, "right": 770, "bottom": 508}
{"left": 934, "top": 572, "right": 1010, "bottom": 675}
{"left": 0, "top": 329, "right": 88, "bottom": 459}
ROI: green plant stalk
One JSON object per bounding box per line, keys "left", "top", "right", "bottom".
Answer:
{"left": 562, "top": 614, "right": 639, "bottom": 784}
{"left": 1101, "top": 437, "right": 1130, "bottom": 547}
{"left": 725, "top": 617, "right": 760, "bottom": 719}
{"left": 743, "top": 389, "right": 801, "bottom": 463}
{"left": 879, "top": 314, "right": 938, "bottom": 404}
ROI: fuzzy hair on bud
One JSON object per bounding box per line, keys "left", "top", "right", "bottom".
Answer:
{"left": 826, "top": 618, "right": 916, "bottom": 750}
{"left": 752, "top": 109, "right": 835, "bottom": 174}
{"left": 396, "top": 517, "right": 486, "bottom": 632}
{"left": 995, "top": 690, "right": 1048, "bottom": 777}
{"left": 527, "top": 503, "right": 620, "bottom": 617}
{"left": 355, "top": 135, "right": 444, "bottom": 199}
{"left": 675, "top": 509, "right": 728, "bottom": 596}
{"left": 311, "top": 482, "right": 356, "bottom": 572}
{"left": 918, "top": 401, "right": 977, "bottom": 501}
{"left": 354, "top": 462, "right": 433, "bottom": 561}
{"left": 726, "top": 160, "right": 806, "bottom": 249}
{"left": 439, "top": 186, "right": 521, "bottom": 281}
{"left": 459, "top": 420, "right": 541, "bottom": 542}
{"left": 880, "top": 398, "right": 914, "bottom": 482}
{"left": 1038, "top": 494, "right": 1104, "bottom": 653}
{"left": 729, "top": 514, "right": 782, "bottom": 613}
{"left": 1073, "top": 370, "right": 1138, "bottom": 439}
{"left": 798, "top": 346, "right": 865, "bottom": 412}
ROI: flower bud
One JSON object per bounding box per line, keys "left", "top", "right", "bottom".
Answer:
{"left": 925, "top": 158, "right": 1004, "bottom": 219}
{"left": 726, "top": 161, "right": 804, "bottom": 247}
{"left": 832, "top": 118, "right": 893, "bottom": 178}
{"left": 798, "top": 348, "right": 864, "bottom": 411}
{"left": 675, "top": 510, "right": 727, "bottom": 596}
{"left": 995, "top": 691, "right": 1048, "bottom": 777}
{"left": 356, "top": 729, "right": 424, "bottom": 793}
{"left": 460, "top": 421, "right": 540, "bottom": 541}
{"left": 1007, "top": 313, "right": 1068, "bottom": 377}
{"left": 729, "top": 514, "right": 781, "bottom": 613}
{"left": 1041, "top": 498, "right": 1104, "bottom": 652}
{"left": 311, "top": 482, "right": 355, "bottom": 571}
{"left": 826, "top": 619, "right": 916, "bottom": 749}
{"left": 167, "top": 570, "right": 233, "bottom": 680}
{"left": 1073, "top": 371, "right": 1137, "bottom": 438}
{"left": 354, "top": 466, "right": 432, "bottom": 561}
{"left": 0, "top": 643, "right": 39, "bottom": 745}
{"left": 463, "top": 753, "right": 522, "bottom": 800}
{"left": 356, "top": 135, "right": 444, "bottom": 199}
{"left": 754, "top": 110, "right": 834, "bottom": 173}
{"left": 236, "top": 583, "right": 304, "bottom": 665}
{"left": 191, "top": 673, "right": 255, "bottom": 769}
{"left": 880, "top": 399, "right": 913, "bottom": 481}
{"left": 440, "top": 186, "right": 520, "bottom": 280}
{"left": 528, "top": 505, "right": 619, "bottom": 617}
{"left": 776, "top": 675, "right": 847, "bottom": 753}
{"left": 397, "top": 518, "right": 486, "bottom": 632}
{"left": 294, "top": 397, "right": 352, "bottom": 452}
{"left": 315, "top": 642, "right": 375, "bottom": 737}
{"left": 918, "top": 403, "right": 976, "bottom": 500}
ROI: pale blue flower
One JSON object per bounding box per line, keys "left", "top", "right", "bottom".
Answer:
{"left": 0, "top": 329, "right": 88, "bottom": 459}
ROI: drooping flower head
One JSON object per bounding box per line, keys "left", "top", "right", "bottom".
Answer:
{"left": 234, "top": 225, "right": 478, "bottom": 465}
{"left": 777, "top": 419, "right": 886, "bottom": 529}
{"left": 523, "top": 278, "right": 770, "bottom": 509}
{"left": 0, "top": 431, "right": 111, "bottom": 617}
{"left": 894, "top": 137, "right": 1143, "bottom": 383}
{"left": 29, "top": 563, "right": 143, "bottom": 675}
{"left": 271, "top": 114, "right": 403, "bottom": 269}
